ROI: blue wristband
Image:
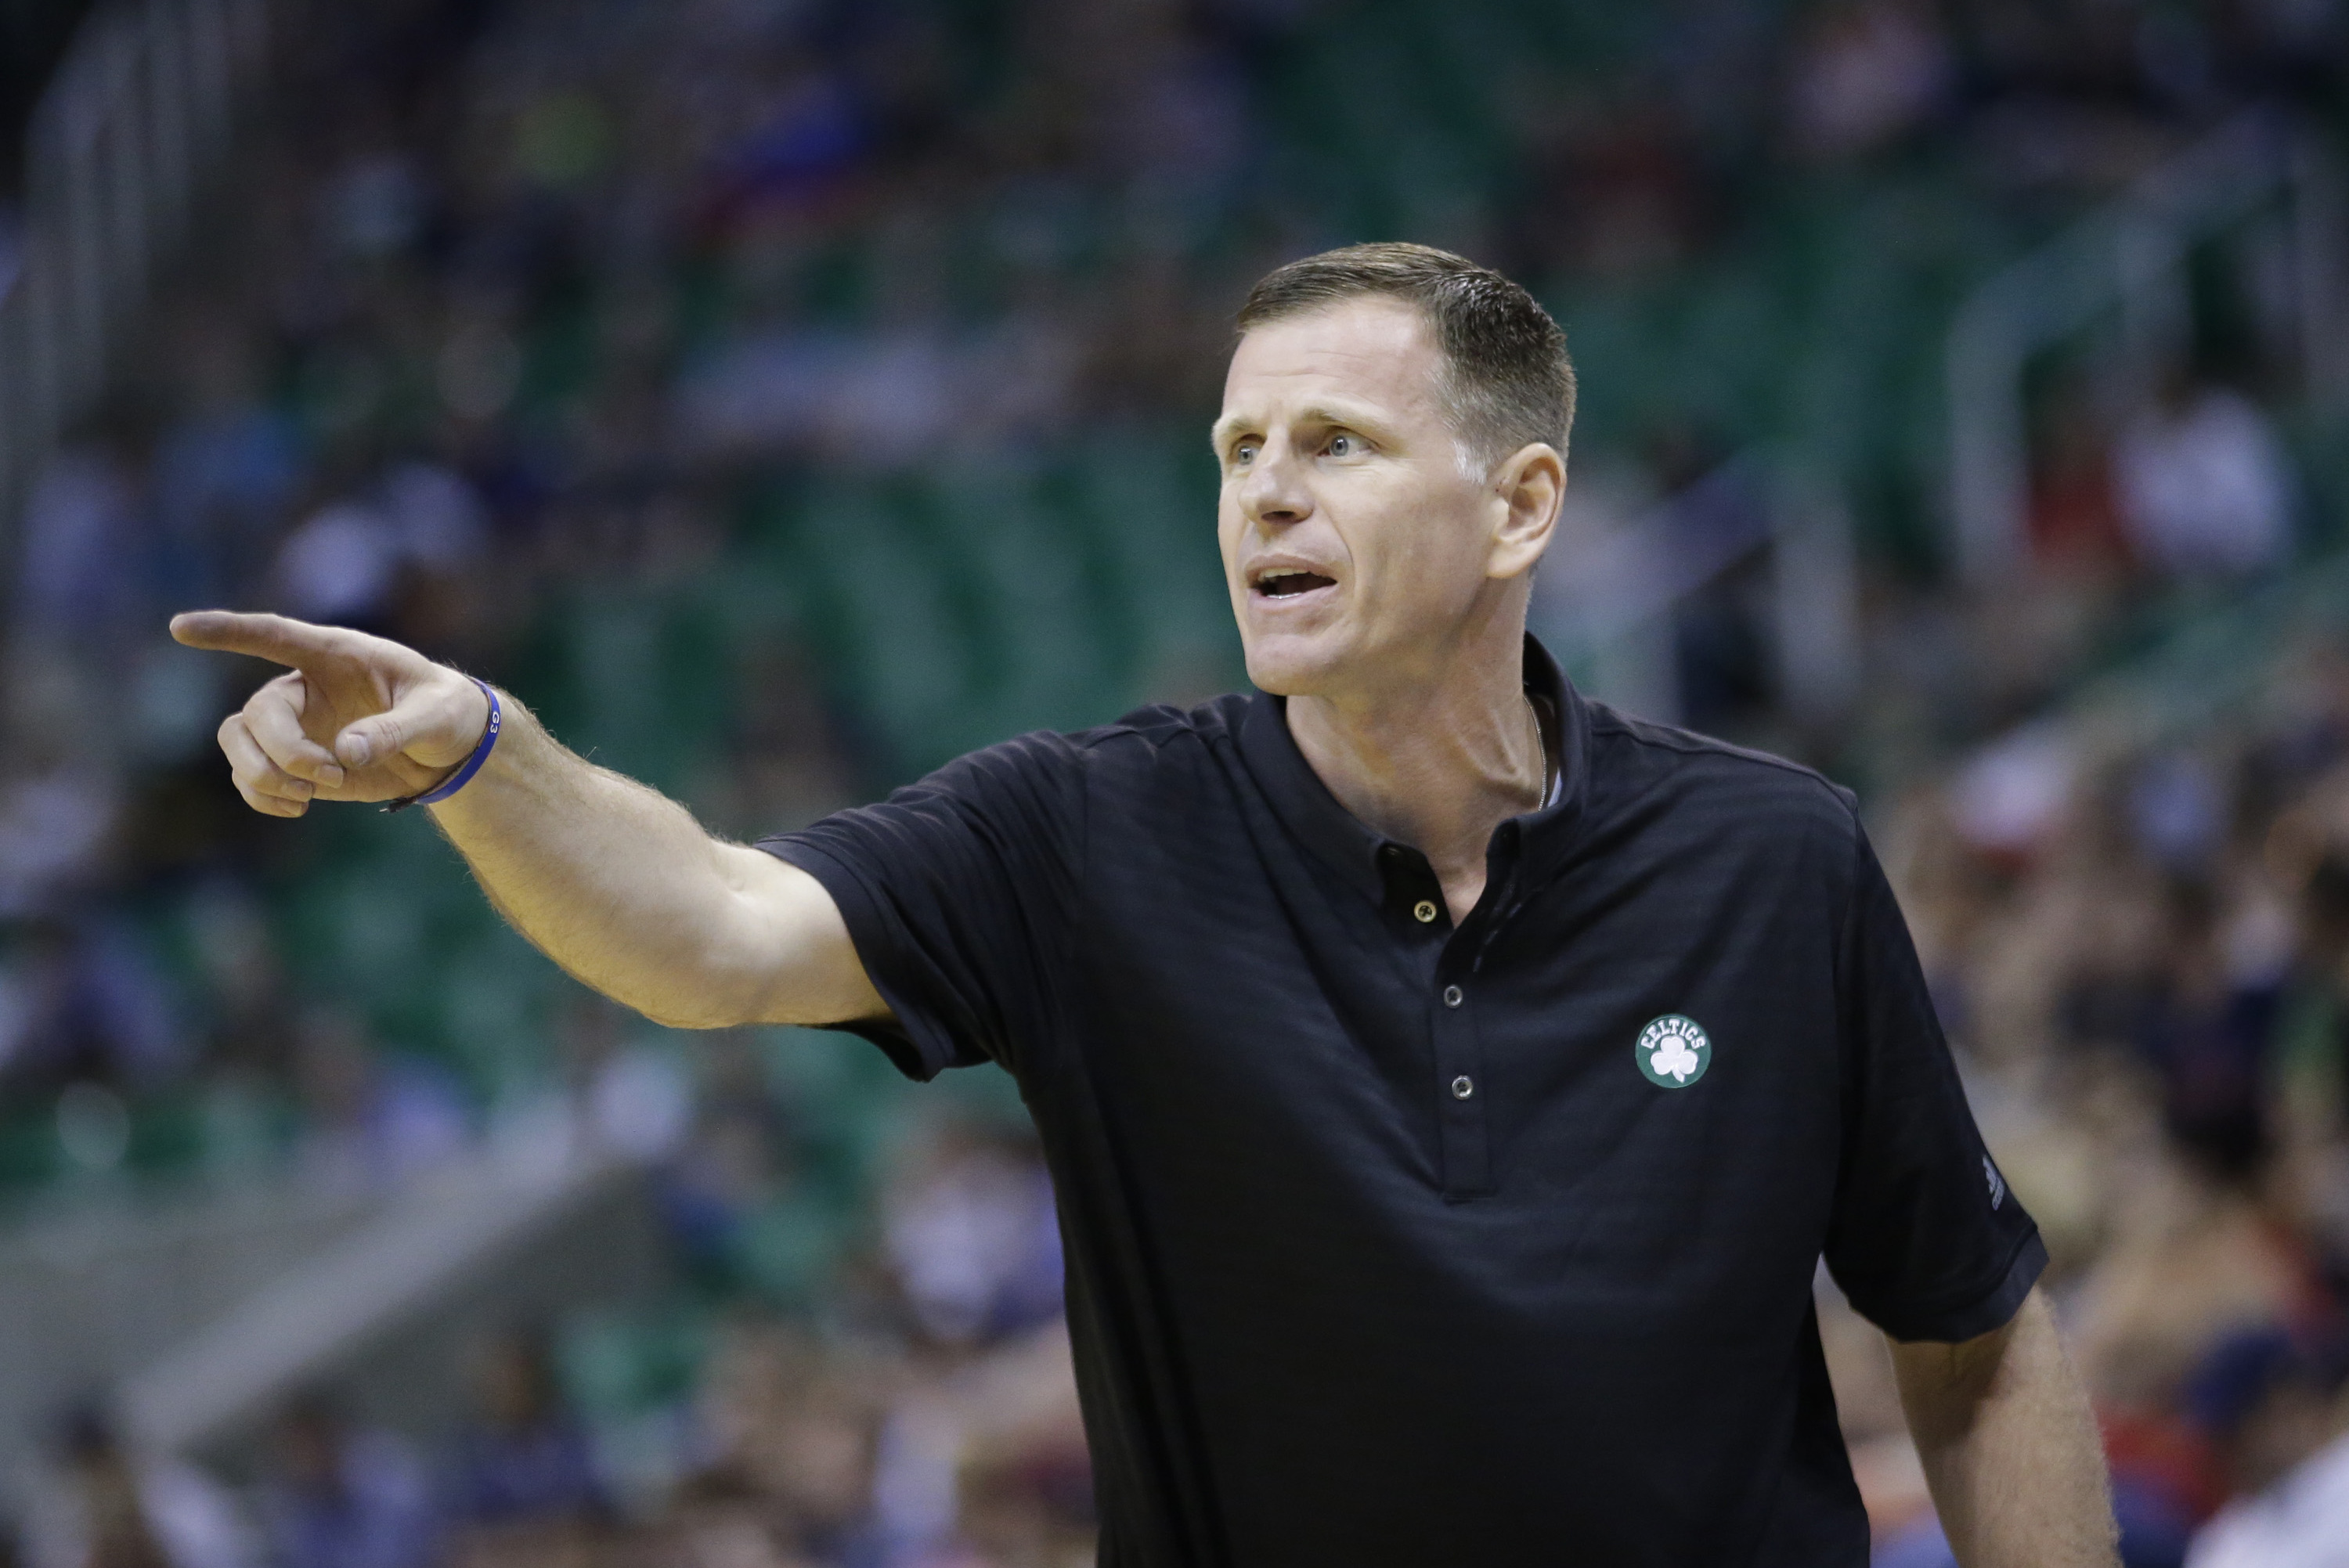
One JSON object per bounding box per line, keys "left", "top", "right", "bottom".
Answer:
{"left": 382, "top": 681, "right": 501, "bottom": 813}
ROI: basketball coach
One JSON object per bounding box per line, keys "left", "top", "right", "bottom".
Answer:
{"left": 176, "top": 243, "right": 2119, "bottom": 1566}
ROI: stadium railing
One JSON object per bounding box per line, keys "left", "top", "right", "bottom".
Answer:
{"left": 0, "top": 0, "right": 279, "bottom": 572}
{"left": 1946, "top": 108, "right": 2349, "bottom": 586}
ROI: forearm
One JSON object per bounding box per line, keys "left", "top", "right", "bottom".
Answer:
{"left": 425, "top": 693, "right": 816, "bottom": 1028}
{"left": 172, "top": 611, "right": 882, "bottom": 1029}
{"left": 1893, "top": 1290, "right": 2117, "bottom": 1568}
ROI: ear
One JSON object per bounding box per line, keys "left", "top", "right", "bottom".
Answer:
{"left": 1485, "top": 442, "right": 1565, "bottom": 581}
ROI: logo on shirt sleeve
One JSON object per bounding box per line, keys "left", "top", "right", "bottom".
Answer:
{"left": 1636, "top": 1015, "right": 1711, "bottom": 1088}
{"left": 1984, "top": 1154, "right": 2007, "bottom": 1210}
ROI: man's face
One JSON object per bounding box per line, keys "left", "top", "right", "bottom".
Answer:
{"left": 1214, "top": 297, "right": 1527, "bottom": 699}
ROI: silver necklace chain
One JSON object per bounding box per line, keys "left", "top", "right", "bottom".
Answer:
{"left": 1525, "top": 694, "right": 1555, "bottom": 808}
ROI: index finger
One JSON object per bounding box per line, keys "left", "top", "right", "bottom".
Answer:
{"left": 168, "top": 611, "right": 345, "bottom": 669}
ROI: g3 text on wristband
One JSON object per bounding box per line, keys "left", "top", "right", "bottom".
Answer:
{"left": 382, "top": 680, "right": 502, "bottom": 813}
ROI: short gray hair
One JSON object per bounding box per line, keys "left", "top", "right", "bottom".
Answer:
{"left": 1235, "top": 242, "right": 1576, "bottom": 475}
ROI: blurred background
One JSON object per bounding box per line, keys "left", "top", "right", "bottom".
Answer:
{"left": 0, "top": 0, "right": 2344, "bottom": 1564}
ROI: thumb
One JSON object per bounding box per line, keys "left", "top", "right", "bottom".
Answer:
{"left": 334, "top": 678, "right": 485, "bottom": 769}
{"left": 334, "top": 707, "right": 415, "bottom": 770}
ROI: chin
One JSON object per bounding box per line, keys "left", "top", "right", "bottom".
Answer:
{"left": 1241, "top": 631, "right": 1348, "bottom": 697}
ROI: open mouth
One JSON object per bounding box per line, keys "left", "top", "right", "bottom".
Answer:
{"left": 1253, "top": 569, "right": 1337, "bottom": 598}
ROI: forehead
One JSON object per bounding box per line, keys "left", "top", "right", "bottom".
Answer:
{"left": 1219, "top": 295, "right": 1445, "bottom": 423}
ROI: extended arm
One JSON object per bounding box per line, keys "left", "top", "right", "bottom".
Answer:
{"left": 172, "top": 611, "right": 884, "bottom": 1030}
{"left": 1891, "top": 1287, "right": 2118, "bottom": 1568}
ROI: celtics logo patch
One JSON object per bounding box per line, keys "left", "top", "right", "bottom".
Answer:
{"left": 1636, "top": 1015, "right": 1712, "bottom": 1088}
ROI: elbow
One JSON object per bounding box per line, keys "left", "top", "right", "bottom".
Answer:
{"left": 637, "top": 987, "right": 770, "bottom": 1031}
{"left": 604, "top": 970, "right": 769, "bottom": 1033}
{"left": 604, "top": 922, "right": 792, "bottom": 1030}
{"left": 636, "top": 1003, "right": 749, "bottom": 1031}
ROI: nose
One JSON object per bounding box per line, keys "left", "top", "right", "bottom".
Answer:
{"left": 1239, "top": 436, "right": 1312, "bottom": 528}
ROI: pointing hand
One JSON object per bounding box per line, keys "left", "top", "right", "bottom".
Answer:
{"left": 169, "top": 611, "right": 493, "bottom": 815}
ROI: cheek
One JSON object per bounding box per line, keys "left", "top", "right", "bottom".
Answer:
{"left": 1215, "top": 496, "right": 1246, "bottom": 575}
{"left": 1351, "top": 489, "right": 1477, "bottom": 595}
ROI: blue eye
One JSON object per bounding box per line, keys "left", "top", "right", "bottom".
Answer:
{"left": 1328, "top": 434, "right": 1357, "bottom": 456}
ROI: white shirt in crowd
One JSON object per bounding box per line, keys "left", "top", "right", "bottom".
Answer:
{"left": 2116, "top": 386, "right": 2294, "bottom": 578}
{"left": 2189, "top": 1428, "right": 2349, "bottom": 1568}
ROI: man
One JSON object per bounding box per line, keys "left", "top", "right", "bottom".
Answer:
{"left": 176, "top": 243, "right": 2116, "bottom": 1566}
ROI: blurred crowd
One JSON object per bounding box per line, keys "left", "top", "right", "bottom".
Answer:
{"left": 1813, "top": 633, "right": 2349, "bottom": 1567}
{"left": 0, "top": 0, "right": 2344, "bottom": 1565}
{"left": 10, "top": 1101, "right": 1088, "bottom": 1568}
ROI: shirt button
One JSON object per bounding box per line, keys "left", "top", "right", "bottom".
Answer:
{"left": 1451, "top": 1075, "right": 1474, "bottom": 1099}
{"left": 1442, "top": 985, "right": 1463, "bottom": 1007}
{"left": 1413, "top": 899, "right": 1439, "bottom": 923}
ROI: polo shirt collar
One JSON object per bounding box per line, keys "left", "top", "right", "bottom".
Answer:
{"left": 1236, "top": 634, "right": 1593, "bottom": 906}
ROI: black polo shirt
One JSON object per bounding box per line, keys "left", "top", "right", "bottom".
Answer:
{"left": 760, "top": 637, "right": 2044, "bottom": 1568}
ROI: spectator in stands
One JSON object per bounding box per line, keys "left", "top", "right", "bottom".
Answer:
{"left": 269, "top": 503, "right": 406, "bottom": 639}
{"left": 935, "top": 1328, "right": 1094, "bottom": 1568}
{"left": 443, "top": 1331, "right": 606, "bottom": 1534}
{"left": 2181, "top": 1329, "right": 2349, "bottom": 1566}
{"left": 879, "top": 1119, "right": 1062, "bottom": 1351}
{"left": 13, "top": 437, "right": 153, "bottom": 672}
{"left": 257, "top": 1393, "right": 440, "bottom": 1568}
{"left": 1786, "top": 0, "right": 1954, "bottom": 160}
{"left": 266, "top": 463, "right": 493, "bottom": 646}
{"left": 2029, "top": 387, "right": 2132, "bottom": 579}
{"left": 150, "top": 326, "right": 304, "bottom": 613}
{"left": 0, "top": 920, "right": 184, "bottom": 1095}
{"left": 862, "top": 1120, "right": 1077, "bottom": 1563}
{"left": 673, "top": 1320, "right": 887, "bottom": 1568}
{"left": 2189, "top": 1430, "right": 2349, "bottom": 1567}
{"left": 554, "top": 995, "right": 691, "bottom": 1166}
{"left": 292, "top": 1009, "right": 470, "bottom": 1194}
{"left": 653, "top": 1034, "right": 809, "bottom": 1298}
{"left": 0, "top": 719, "right": 124, "bottom": 922}
{"left": 2115, "top": 373, "right": 2297, "bottom": 579}
{"left": 20, "top": 1406, "right": 251, "bottom": 1568}
{"left": 2133, "top": 878, "right": 2282, "bottom": 1181}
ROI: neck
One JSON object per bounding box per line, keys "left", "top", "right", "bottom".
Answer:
{"left": 1285, "top": 611, "right": 1545, "bottom": 925}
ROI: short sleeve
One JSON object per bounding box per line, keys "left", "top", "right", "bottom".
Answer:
{"left": 1822, "top": 827, "right": 2047, "bottom": 1343}
{"left": 756, "top": 730, "right": 1084, "bottom": 1082}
